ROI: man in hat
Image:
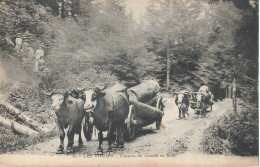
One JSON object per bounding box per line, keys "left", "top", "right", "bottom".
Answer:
{"left": 34, "top": 45, "right": 45, "bottom": 73}
{"left": 15, "top": 33, "right": 22, "bottom": 54}
{"left": 39, "top": 68, "right": 51, "bottom": 91}
{"left": 27, "top": 46, "right": 35, "bottom": 59}
{"left": 21, "top": 38, "right": 29, "bottom": 58}
{"left": 39, "top": 68, "right": 51, "bottom": 103}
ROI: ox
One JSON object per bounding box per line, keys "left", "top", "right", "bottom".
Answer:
{"left": 82, "top": 86, "right": 129, "bottom": 155}
{"left": 43, "top": 89, "right": 85, "bottom": 154}
{"left": 175, "top": 90, "right": 190, "bottom": 119}
{"left": 196, "top": 85, "right": 213, "bottom": 117}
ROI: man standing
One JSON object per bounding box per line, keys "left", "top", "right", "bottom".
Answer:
{"left": 34, "top": 44, "right": 45, "bottom": 73}
{"left": 39, "top": 68, "right": 51, "bottom": 103}
{"left": 15, "top": 33, "right": 22, "bottom": 55}
{"left": 27, "top": 46, "right": 35, "bottom": 59}
{"left": 21, "top": 38, "right": 29, "bottom": 58}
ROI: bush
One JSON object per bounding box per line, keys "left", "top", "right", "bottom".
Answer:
{"left": 202, "top": 101, "right": 258, "bottom": 156}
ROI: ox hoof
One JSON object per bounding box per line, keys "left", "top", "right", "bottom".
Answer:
{"left": 56, "top": 150, "right": 64, "bottom": 154}
{"left": 78, "top": 142, "right": 84, "bottom": 147}
{"left": 107, "top": 147, "right": 113, "bottom": 153}
{"left": 118, "top": 144, "right": 124, "bottom": 149}
{"left": 66, "top": 147, "right": 74, "bottom": 154}
{"left": 95, "top": 148, "right": 103, "bottom": 155}
{"left": 113, "top": 144, "right": 118, "bottom": 148}
{"left": 56, "top": 145, "right": 64, "bottom": 154}
{"left": 95, "top": 151, "right": 103, "bottom": 156}
{"left": 107, "top": 152, "right": 113, "bottom": 156}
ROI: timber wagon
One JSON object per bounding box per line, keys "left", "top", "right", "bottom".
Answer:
{"left": 124, "top": 80, "right": 165, "bottom": 140}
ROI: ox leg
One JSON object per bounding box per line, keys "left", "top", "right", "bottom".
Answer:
{"left": 186, "top": 107, "right": 189, "bottom": 116}
{"left": 55, "top": 118, "right": 65, "bottom": 154}
{"left": 78, "top": 132, "right": 83, "bottom": 147}
{"left": 182, "top": 109, "right": 185, "bottom": 119}
{"left": 107, "top": 119, "right": 114, "bottom": 153}
{"left": 57, "top": 127, "right": 65, "bottom": 154}
{"left": 96, "top": 131, "right": 103, "bottom": 155}
{"left": 77, "top": 123, "right": 83, "bottom": 147}
{"left": 118, "top": 127, "right": 124, "bottom": 149}
{"left": 179, "top": 109, "right": 182, "bottom": 119}
{"left": 113, "top": 128, "right": 119, "bottom": 148}
{"left": 66, "top": 124, "right": 75, "bottom": 153}
{"left": 203, "top": 105, "right": 206, "bottom": 117}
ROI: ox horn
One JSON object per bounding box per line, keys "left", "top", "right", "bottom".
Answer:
{"left": 41, "top": 90, "right": 53, "bottom": 96}
{"left": 95, "top": 85, "right": 108, "bottom": 91}
{"left": 73, "top": 85, "right": 86, "bottom": 91}
{"left": 101, "top": 85, "right": 108, "bottom": 90}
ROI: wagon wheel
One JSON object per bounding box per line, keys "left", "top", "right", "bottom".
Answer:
{"left": 125, "top": 105, "right": 136, "bottom": 141}
{"left": 82, "top": 116, "right": 93, "bottom": 141}
{"left": 156, "top": 97, "right": 163, "bottom": 130}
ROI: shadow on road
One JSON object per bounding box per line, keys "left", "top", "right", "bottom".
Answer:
{"left": 127, "top": 128, "right": 156, "bottom": 142}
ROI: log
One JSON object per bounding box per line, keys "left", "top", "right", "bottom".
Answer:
{"left": 144, "top": 95, "right": 161, "bottom": 107}
{"left": 0, "top": 100, "right": 48, "bottom": 133}
{"left": 0, "top": 115, "right": 39, "bottom": 136}
{"left": 130, "top": 100, "right": 163, "bottom": 128}
{"left": 127, "top": 80, "right": 160, "bottom": 103}
{"left": 106, "top": 83, "right": 127, "bottom": 92}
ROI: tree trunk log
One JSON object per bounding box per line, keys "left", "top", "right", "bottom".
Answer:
{"left": 0, "top": 100, "right": 48, "bottom": 133}
{"left": 127, "top": 80, "right": 160, "bottom": 103}
{"left": 130, "top": 100, "right": 163, "bottom": 127}
{"left": 0, "top": 115, "right": 39, "bottom": 136}
{"left": 107, "top": 83, "right": 127, "bottom": 92}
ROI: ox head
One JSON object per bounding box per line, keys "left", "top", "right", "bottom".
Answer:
{"left": 199, "top": 85, "right": 209, "bottom": 93}
{"left": 175, "top": 91, "right": 189, "bottom": 108}
{"left": 41, "top": 89, "right": 69, "bottom": 111}
{"left": 83, "top": 85, "right": 107, "bottom": 112}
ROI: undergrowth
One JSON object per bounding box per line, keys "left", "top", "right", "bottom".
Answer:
{"left": 0, "top": 123, "right": 57, "bottom": 153}
{"left": 202, "top": 100, "right": 258, "bottom": 156}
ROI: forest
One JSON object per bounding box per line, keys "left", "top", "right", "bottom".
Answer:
{"left": 0, "top": 0, "right": 258, "bottom": 156}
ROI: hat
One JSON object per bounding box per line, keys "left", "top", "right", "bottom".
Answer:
{"left": 43, "top": 68, "right": 50, "bottom": 73}
{"left": 39, "top": 44, "right": 43, "bottom": 47}
{"left": 16, "top": 33, "right": 22, "bottom": 37}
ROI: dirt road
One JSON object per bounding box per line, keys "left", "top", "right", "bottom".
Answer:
{"left": 16, "top": 97, "right": 233, "bottom": 157}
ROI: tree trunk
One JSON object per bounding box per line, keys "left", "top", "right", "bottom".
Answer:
{"left": 0, "top": 115, "right": 39, "bottom": 136}
{"left": 0, "top": 100, "right": 48, "bottom": 133}
{"left": 129, "top": 100, "right": 163, "bottom": 128}
{"left": 232, "top": 78, "right": 237, "bottom": 112}
{"left": 166, "top": 42, "right": 170, "bottom": 90}
{"left": 127, "top": 80, "right": 160, "bottom": 103}
{"left": 228, "top": 86, "right": 232, "bottom": 99}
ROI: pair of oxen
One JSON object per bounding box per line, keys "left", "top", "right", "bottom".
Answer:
{"left": 175, "top": 85, "right": 214, "bottom": 119}
{"left": 42, "top": 85, "right": 129, "bottom": 155}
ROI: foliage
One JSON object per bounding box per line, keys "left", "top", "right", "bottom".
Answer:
{"left": 142, "top": 0, "right": 246, "bottom": 98}
{"left": 202, "top": 100, "right": 258, "bottom": 156}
